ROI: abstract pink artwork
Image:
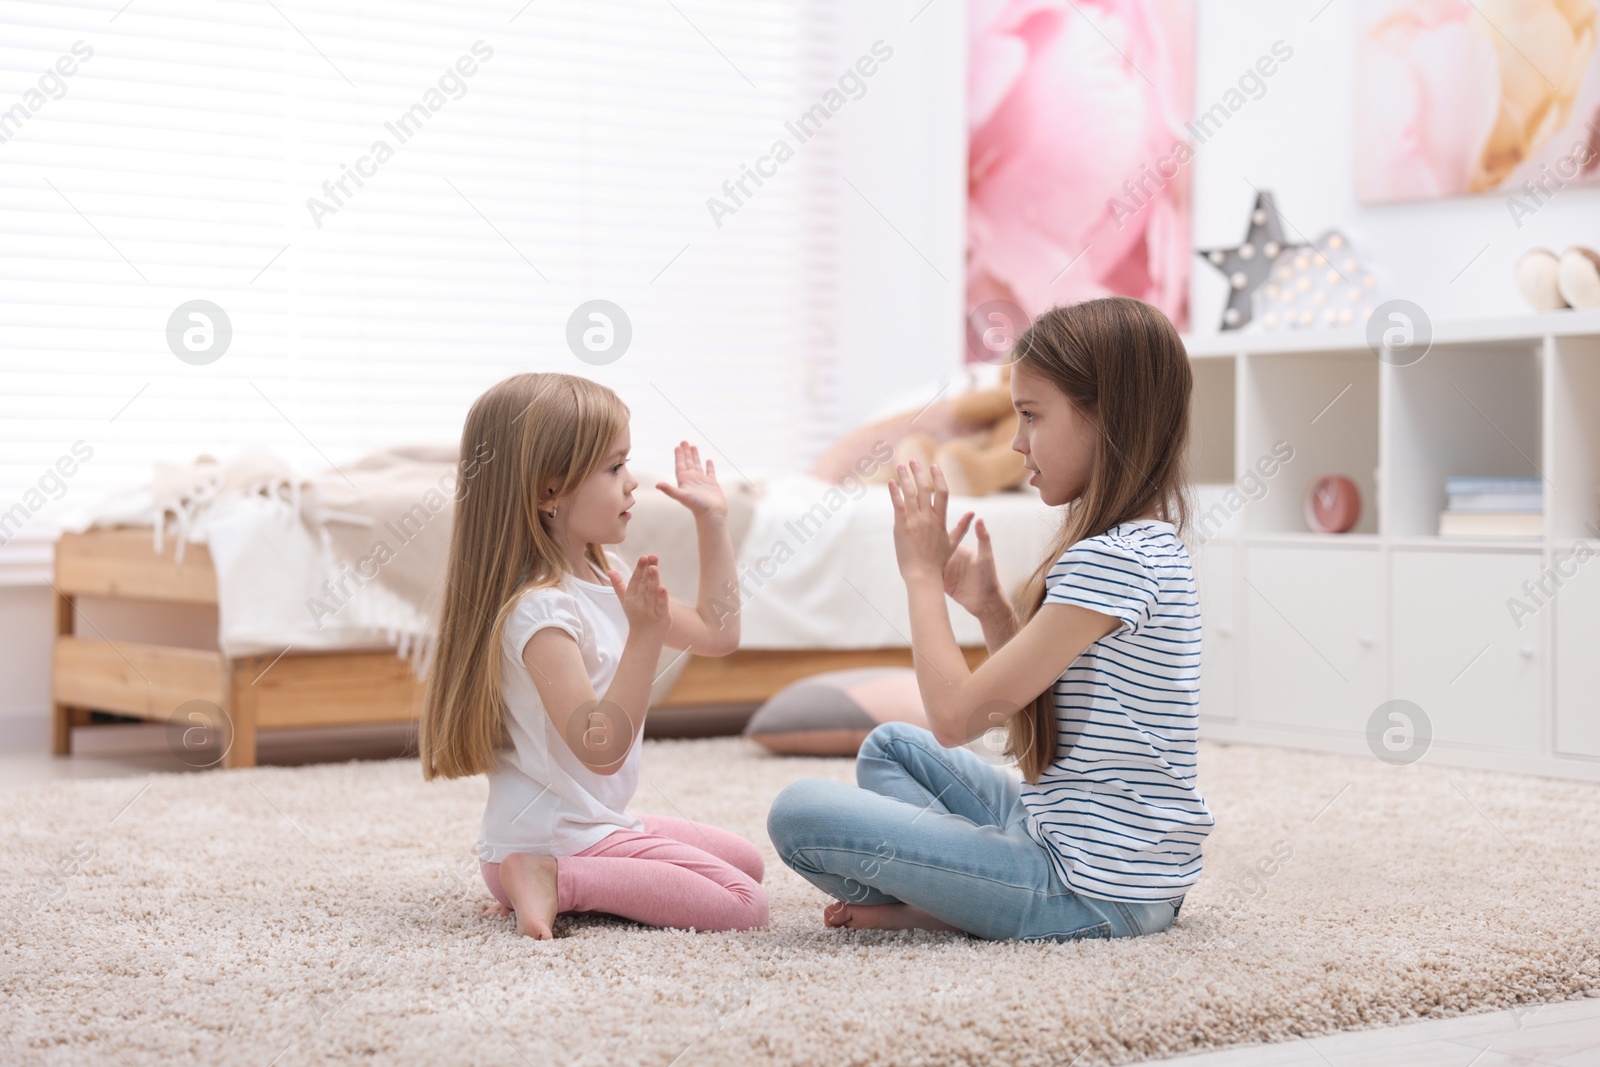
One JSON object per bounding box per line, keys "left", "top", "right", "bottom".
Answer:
{"left": 1355, "top": 0, "right": 1600, "bottom": 205}
{"left": 966, "top": 0, "right": 1196, "bottom": 349}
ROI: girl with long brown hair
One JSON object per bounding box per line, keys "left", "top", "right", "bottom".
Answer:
{"left": 420, "top": 372, "right": 766, "bottom": 939}
{"left": 767, "top": 296, "right": 1214, "bottom": 941}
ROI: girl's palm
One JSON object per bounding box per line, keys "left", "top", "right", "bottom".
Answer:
{"left": 610, "top": 555, "right": 669, "bottom": 641}
{"left": 942, "top": 512, "right": 1004, "bottom": 618}
{"left": 656, "top": 441, "right": 726, "bottom": 517}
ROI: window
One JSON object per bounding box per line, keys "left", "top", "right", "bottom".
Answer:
{"left": 0, "top": 0, "right": 838, "bottom": 565}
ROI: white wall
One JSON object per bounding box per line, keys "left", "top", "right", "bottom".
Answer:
{"left": 1187, "top": 0, "right": 1600, "bottom": 337}
{"left": 0, "top": 585, "right": 55, "bottom": 743}
{"left": 829, "top": 0, "right": 968, "bottom": 436}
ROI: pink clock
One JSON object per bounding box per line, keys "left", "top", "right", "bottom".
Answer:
{"left": 1304, "top": 475, "right": 1361, "bottom": 533}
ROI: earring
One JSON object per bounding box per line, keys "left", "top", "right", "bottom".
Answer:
{"left": 548, "top": 507, "right": 558, "bottom": 518}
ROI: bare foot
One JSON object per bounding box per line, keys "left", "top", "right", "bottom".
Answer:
{"left": 823, "top": 900, "right": 964, "bottom": 933}
{"left": 499, "top": 853, "right": 559, "bottom": 940}
{"left": 482, "top": 901, "right": 512, "bottom": 919}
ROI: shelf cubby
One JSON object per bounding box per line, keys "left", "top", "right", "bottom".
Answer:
{"left": 1188, "top": 355, "right": 1235, "bottom": 485}
{"left": 1549, "top": 333, "right": 1600, "bottom": 541}
{"left": 1385, "top": 338, "right": 1543, "bottom": 539}
{"left": 1240, "top": 349, "right": 1379, "bottom": 535}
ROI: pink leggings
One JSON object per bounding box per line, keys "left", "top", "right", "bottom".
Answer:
{"left": 480, "top": 814, "right": 768, "bottom": 932}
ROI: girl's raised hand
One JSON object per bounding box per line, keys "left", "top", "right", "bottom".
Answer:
{"left": 887, "top": 460, "right": 955, "bottom": 583}
{"left": 609, "top": 555, "right": 670, "bottom": 644}
{"left": 943, "top": 512, "right": 1006, "bottom": 619}
{"left": 655, "top": 441, "right": 727, "bottom": 519}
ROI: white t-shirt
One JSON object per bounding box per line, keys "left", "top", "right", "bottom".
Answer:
{"left": 1019, "top": 520, "right": 1215, "bottom": 903}
{"left": 477, "top": 548, "right": 645, "bottom": 863}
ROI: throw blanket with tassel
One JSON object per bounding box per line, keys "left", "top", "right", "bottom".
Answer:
{"left": 57, "top": 445, "right": 760, "bottom": 701}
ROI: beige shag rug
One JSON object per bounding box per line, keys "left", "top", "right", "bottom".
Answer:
{"left": 4, "top": 737, "right": 1599, "bottom": 1066}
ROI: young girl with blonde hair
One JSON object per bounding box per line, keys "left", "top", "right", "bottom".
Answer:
{"left": 767, "top": 296, "right": 1214, "bottom": 941}
{"left": 420, "top": 372, "right": 767, "bottom": 939}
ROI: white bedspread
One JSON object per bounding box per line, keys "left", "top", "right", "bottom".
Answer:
{"left": 55, "top": 447, "right": 468, "bottom": 669}
{"left": 731, "top": 475, "right": 1061, "bottom": 648}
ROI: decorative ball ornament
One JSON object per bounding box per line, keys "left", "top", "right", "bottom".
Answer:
{"left": 1196, "top": 191, "right": 1307, "bottom": 331}
{"left": 1251, "top": 229, "right": 1391, "bottom": 334}
{"left": 1304, "top": 475, "right": 1362, "bottom": 534}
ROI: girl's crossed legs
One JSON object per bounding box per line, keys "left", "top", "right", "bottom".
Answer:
{"left": 766, "top": 721, "right": 1182, "bottom": 942}
{"left": 483, "top": 813, "right": 768, "bottom": 938}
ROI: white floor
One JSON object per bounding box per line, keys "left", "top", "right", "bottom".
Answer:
{"left": 5, "top": 721, "right": 1599, "bottom": 1067}
{"left": 1156, "top": 996, "right": 1600, "bottom": 1066}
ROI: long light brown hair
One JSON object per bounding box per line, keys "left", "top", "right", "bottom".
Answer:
{"left": 419, "top": 373, "right": 630, "bottom": 780}
{"left": 1004, "top": 296, "right": 1192, "bottom": 783}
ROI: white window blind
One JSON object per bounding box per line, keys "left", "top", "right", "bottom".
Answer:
{"left": 0, "top": 0, "right": 839, "bottom": 563}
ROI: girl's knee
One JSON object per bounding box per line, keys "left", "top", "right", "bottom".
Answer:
{"left": 727, "top": 835, "right": 765, "bottom": 883}
{"left": 861, "top": 720, "right": 927, "bottom": 754}
{"left": 856, "top": 720, "right": 927, "bottom": 776}
{"left": 724, "top": 901, "right": 769, "bottom": 932}
{"left": 737, "top": 887, "right": 771, "bottom": 930}
{"left": 766, "top": 778, "right": 839, "bottom": 858}
{"left": 704, "top": 879, "right": 770, "bottom": 932}
{"left": 745, "top": 847, "right": 766, "bottom": 884}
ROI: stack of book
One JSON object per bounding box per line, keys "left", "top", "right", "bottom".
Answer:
{"left": 1437, "top": 476, "right": 1542, "bottom": 537}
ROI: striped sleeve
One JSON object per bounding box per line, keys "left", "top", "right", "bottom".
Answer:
{"left": 1042, "top": 535, "right": 1159, "bottom": 637}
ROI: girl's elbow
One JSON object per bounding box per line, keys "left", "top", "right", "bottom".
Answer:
{"left": 927, "top": 719, "right": 967, "bottom": 749}
{"left": 927, "top": 702, "right": 985, "bottom": 748}
{"left": 700, "top": 626, "right": 740, "bottom": 657}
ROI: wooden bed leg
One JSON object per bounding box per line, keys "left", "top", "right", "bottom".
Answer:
{"left": 51, "top": 703, "right": 74, "bottom": 756}
{"left": 52, "top": 590, "right": 75, "bottom": 755}
{"left": 223, "top": 657, "right": 259, "bottom": 770}
{"left": 53, "top": 706, "right": 92, "bottom": 755}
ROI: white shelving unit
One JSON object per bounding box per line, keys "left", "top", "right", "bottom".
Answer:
{"left": 1182, "top": 309, "right": 1600, "bottom": 781}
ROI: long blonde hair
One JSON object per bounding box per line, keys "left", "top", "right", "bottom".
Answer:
{"left": 1005, "top": 297, "right": 1192, "bottom": 783}
{"left": 419, "top": 372, "right": 630, "bottom": 780}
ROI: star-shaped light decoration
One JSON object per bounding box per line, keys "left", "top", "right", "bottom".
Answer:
{"left": 1195, "top": 190, "right": 1307, "bottom": 331}
{"left": 1250, "top": 230, "right": 1389, "bottom": 332}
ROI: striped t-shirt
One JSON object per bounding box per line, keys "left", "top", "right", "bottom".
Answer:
{"left": 1019, "top": 519, "right": 1214, "bottom": 904}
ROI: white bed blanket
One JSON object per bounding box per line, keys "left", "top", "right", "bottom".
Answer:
{"left": 731, "top": 474, "right": 1061, "bottom": 648}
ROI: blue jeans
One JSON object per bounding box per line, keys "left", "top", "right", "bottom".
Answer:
{"left": 766, "top": 722, "right": 1184, "bottom": 942}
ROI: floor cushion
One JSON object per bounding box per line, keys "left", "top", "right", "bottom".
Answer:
{"left": 742, "top": 667, "right": 929, "bottom": 756}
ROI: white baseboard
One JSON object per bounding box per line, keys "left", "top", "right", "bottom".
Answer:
{"left": 0, "top": 713, "right": 51, "bottom": 751}
{"left": 0, "top": 528, "right": 55, "bottom": 587}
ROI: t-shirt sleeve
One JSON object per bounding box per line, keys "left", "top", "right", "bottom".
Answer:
{"left": 503, "top": 588, "right": 584, "bottom": 661}
{"left": 1041, "top": 535, "right": 1159, "bottom": 636}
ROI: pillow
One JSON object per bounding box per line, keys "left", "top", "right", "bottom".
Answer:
{"left": 808, "top": 364, "right": 1004, "bottom": 484}
{"left": 742, "top": 667, "right": 928, "bottom": 756}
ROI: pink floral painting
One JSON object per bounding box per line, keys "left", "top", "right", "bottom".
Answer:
{"left": 966, "top": 0, "right": 1196, "bottom": 344}
{"left": 1356, "top": 0, "right": 1600, "bottom": 204}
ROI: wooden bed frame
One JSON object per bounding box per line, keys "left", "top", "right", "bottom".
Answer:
{"left": 52, "top": 528, "right": 986, "bottom": 768}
